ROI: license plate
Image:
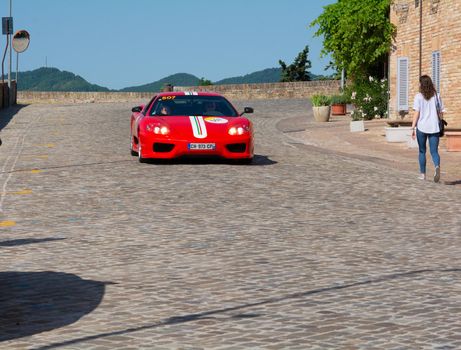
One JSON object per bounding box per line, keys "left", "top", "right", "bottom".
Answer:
{"left": 188, "top": 143, "right": 216, "bottom": 150}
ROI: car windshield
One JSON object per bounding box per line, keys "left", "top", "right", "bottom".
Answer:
{"left": 150, "top": 95, "right": 238, "bottom": 117}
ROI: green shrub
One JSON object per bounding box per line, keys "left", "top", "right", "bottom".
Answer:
{"left": 198, "top": 77, "right": 213, "bottom": 86}
{"left": 345, "top": 76, "right": 388, "bottom": 121}
{"left": 311, "top": 94, "right": 331, "bottom": 106}
{"left": 330, "top": 94, "right": 350, "bottom": 105}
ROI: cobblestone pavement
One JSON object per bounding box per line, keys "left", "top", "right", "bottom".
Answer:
{"left": 278, "top": 114, "right": 461, "bottom": 186}
{"left": 0, "top": 99, "right": 460, "bottom": 350}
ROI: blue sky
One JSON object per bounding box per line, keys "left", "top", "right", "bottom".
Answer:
{"left": 11, "top": 0, "right": 336, "bottom": 89}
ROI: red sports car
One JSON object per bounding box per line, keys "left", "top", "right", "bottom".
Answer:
{"left": 130, "top": 92, "right": 254, "bottom": 163}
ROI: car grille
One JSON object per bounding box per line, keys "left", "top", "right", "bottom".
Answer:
{"left": 226, "top": 143, "right": 246, "bottom": 153}
{"left": 153, "top": 143, "right": 175, "bottom": 152}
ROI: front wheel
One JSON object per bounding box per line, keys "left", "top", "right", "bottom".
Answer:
{"left": 130, "top": 137, "right": 138, "bottom": 156}
{"left": 138, "top": 140, "right": 146, "bottom": 163}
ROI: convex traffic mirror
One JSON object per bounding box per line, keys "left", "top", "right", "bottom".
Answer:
{"left": 12, "top": 30, "right": 30, "bottom": 53}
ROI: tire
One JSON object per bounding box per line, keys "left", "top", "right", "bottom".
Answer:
{"left": 130, "top": 137, "right": 138, "bottom": 156}
{"left": 138, "top": 141, "right": 146, "bottom": 163}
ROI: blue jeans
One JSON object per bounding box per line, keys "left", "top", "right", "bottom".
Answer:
{"left": 416, "top": 129, "right": 440, "bottom": 174}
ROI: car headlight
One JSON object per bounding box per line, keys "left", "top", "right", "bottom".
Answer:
{"left": 228, "top": 126, "right": 248, "bottom": 136}
{"left": 146, "top": 124, "right": 169, "bottom": 135}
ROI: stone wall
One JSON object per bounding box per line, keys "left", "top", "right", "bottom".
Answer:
{"left": 17, "top": 80, "right": 341, "bottom": 104}
{"left": 17, "top": 91, "right": 155, "bottom": 104}
{"left": 174, "top": 80, "right": 341, "bottom": 100}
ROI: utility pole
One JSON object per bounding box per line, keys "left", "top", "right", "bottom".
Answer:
{"left": 2, "top": 0, "right": 13, "bottom": 106}
{"left": 340, "top": 68, "right": 345, "bottom": 90}
{"left": 7, "top": 0, "right": 12, "bottom": 105}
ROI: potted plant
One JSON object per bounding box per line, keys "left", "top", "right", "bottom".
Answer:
{"left": 330, "top": 94, "right": 349, "bottom": 115}
{"left": 350, "top": 109, "right": 365, "bottom": 132}
{"left": 347, "top": 77, "right": 389, "bottom": 132}
{"left": 311, "top": 94, "right": 331, "bottom": 122}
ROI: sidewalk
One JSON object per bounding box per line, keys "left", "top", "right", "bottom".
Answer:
{"left": 289, "top": 114, "right": 461, "bottom": 186}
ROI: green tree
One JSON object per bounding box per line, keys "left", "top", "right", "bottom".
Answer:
{"left": 311, "top": 0, "right": 395, "bottom": 80}
{"left": 198, "top": 77, "right": 213, "bottom": 86}
{"left": 278, "top": 45, "right": 312, "bottom": 82}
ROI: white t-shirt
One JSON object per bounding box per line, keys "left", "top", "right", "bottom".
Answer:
{"left": 412, "top": 92, "right": 444, "bottom": 134}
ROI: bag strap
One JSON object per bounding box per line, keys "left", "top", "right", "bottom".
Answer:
{"left": 434, "top": 92, "right": 443, "bottom": 121}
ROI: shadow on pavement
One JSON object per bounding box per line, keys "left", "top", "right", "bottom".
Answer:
{"left": 444, "top": 179, "right": 461, "bottom": 186}
{"left": 31, "top": 268, "right": 460, "bottom": 350}
{"left": 252, "top": 154, "right": 277, "bottom": 166}
{"left": 0, "top": 159, "right": 133, "bottom": 175}
{"left": 0, "top": 155, "right": 277, "bottom": 174}
{"left": 0, "top": 104, "right": 28, "bottom": 131}
{"left": 0, "top": 271, "right": 112, "bottom": 342}
{"left": 0, "top": 238, "right": 66, "bottom": 247}
{"left": 141, "top": 154, "right": 277, "bottom": 166}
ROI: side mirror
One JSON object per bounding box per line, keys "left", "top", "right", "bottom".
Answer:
{"left": 241, "top": 107, "right": 254, "bottom": 116}
{"left": 132, "top": 106, "right": 143, "bottom": 113}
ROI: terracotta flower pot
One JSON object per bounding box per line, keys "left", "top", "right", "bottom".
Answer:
{"left": 331, "top": 103, "right": 347, "bottom": 115}
{"left": 445, "top": 131, "right": 461, "bottom": 151}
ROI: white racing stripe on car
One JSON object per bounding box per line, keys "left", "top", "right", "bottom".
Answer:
{"left": 189, "top": 116, "right": 207, "bottom": 139}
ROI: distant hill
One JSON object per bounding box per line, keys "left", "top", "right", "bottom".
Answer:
{"left": 15, "top": 67, "right": 334, "bottom": 92}
{"left": 120, "top": 67, "right": 306, "bottom": 91}
{"left": 119, "top": 70, "right": 283, "bottom": 92}
{"left": 15, "top": 67, "right": 110, "bottom": 92}
{"left": 215, "top": 68, "right": 282, "bottom": 85}
{"left": 119, "top": 73, "right": 200, "bottom": 92}
{"left": 214, "top": 68, "right": 331, "bottom": 85}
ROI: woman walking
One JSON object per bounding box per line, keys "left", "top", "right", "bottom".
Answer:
{"left": 411, "top": 75, "right": 444, "bottom": 182}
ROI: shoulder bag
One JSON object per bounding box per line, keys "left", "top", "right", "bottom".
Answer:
{"left": 435, "top": 93, "right": 447, "bottom": 137}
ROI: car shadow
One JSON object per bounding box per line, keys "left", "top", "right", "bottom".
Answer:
{"left": 252, "top": 154, "right": 277, "bottom": 166}
{"left": 0, "top": 271, "right": 112, "bottom": 342}
{"left": 0, "top": 104, "right": 28, "bottom": 131}
{"left": 141, "top": 154, "right": 277, "bottom": 166}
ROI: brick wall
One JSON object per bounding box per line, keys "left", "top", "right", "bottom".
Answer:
{"left": 390, "top": 0, "right": 461, "bottom": 127}
{"left": 17, "top": 80, "right": 341, "bottom": 104}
